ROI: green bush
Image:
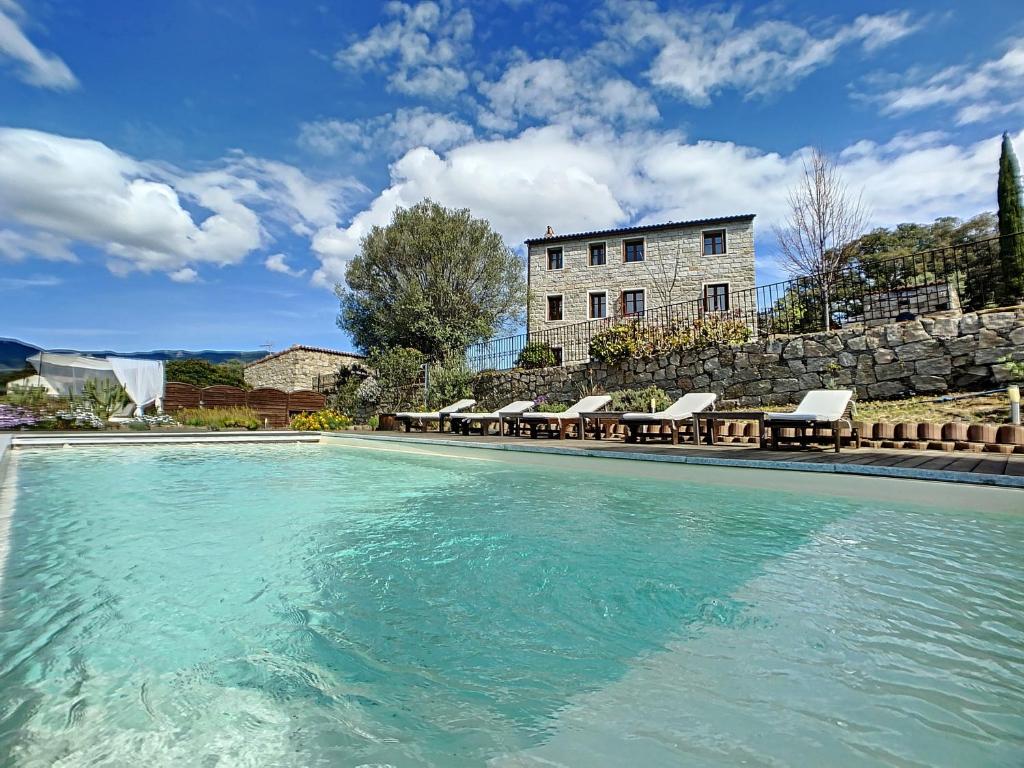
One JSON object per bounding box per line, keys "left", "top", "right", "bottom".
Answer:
{"left": 516, "top": 342, "right": 557, "bottom": 369}
{"left": 426, "top": 356, "right": 473, "bottom": 409}
{"left": 177, "top": 407, "right": 261, "bottom": 430}
{"left": 4, "top": 385, "right": 49, "bottom": 408}
{"left": 83, "top": 378, "right": 132, "bottom": 420}
{"left": 610, "top": 386, "right": 671, "bottom": 413}
{"left": 166, "top": 359, "right": 248, "bottom": 388}
{"left": 589, "top": 316, "right": 752, "bottom": 364}
{"left": 364, "top": 347, "right": 426, "bottom": 412}
{"left": 531, "top": 397, "right": 567, "bottom": 413}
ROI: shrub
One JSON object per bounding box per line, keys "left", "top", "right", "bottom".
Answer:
{"left": 177, "top": 407, "right": 261, "bottom": 430}
{"left": 516, "top": 342, "right": 557, "bottom": 369}
{"left": 83, "top": 378, "right": 132, "bottom": 420}
{"left": 589, "top": 316, "right": 752, "bottom": 364}
{"left": 5, "top": 385, "right": 49, "bottom": 408}
{"left": 290, "top": 409, "right": 353, "bottom": 431}
{"left": 531, "top": 395, "right": 567, "bottom": 413}
{"left": 364, "top": 347, "right": 426, "bottom": 412}
{"left": 610, "top": 386, "right": 671, "bottom": 413}
{"left": 165, "top": 359, "right": 248, "bottom": 388}
{"left": 426, "top": 356, "right": 473, "bottom": 409}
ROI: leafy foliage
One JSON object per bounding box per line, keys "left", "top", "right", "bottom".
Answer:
{"left": 516, "top": 342, "right": 557, "bottom": 369}
{"left": 589, "top": 316, "right": 751, "bottom": 364}
{"left": 166, "top": 358, "right": 248, "bottom": 388}
{"left": 359, "top": 347, "right": 426, "bottom": 413}
{"left": 4, "top": 384, "right": 49, "bottom": 408}
{"left": 83, "top": 378, "right": 132, "bottom": 420}
{"left": 425, "top": 356, "right": 473, "bottom": 409}
{"left": 177, "top": 407, "right": 261, "bottom": 430}
{"left": 337, "top": 199, "right": 526, "bottom": 357}
{"left": 0, "top": 403, "right": 39, "bottom": 430}
{"left": 290, "top": 409, "right": 353, "bottom": 431}
{"left": 609, "top": 386, "right": 671, "bottom": 413}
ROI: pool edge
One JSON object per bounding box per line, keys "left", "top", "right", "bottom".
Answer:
{"left": 319, "top": 432, "right": 1024, "bottom": 490}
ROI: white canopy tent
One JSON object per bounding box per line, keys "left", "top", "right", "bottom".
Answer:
{"left": 23, "top": 352, "right": 165, "bottom": 416}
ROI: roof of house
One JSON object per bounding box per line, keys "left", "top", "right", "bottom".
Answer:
{"left": 244, "top": 344, "right": 365, "bottom": 368}
{"left": 524, "top": 214, "right": 756, "bottom": 246}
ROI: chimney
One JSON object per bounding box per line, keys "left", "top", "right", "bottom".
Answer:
{"left": 544, "top": 225, "right": 555, "bottom": 237}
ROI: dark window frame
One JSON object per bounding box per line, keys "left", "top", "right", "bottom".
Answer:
{"left": 588, "top": 241, "right": 607, "bottom": 267}
{"left": 546, "top": 294, "right": 564, "bottom": 321}
{"left": 546, "top": 247, "right": 563, "bottom": 270}
{"left": 621, "top": 289, "right": 645, "bottom": 316}
{"left": 703, "top": 283, "right": 730, "bottom": 312}
{"left": 702, "top": 229, "right": 726, "bottom": 256}
{"left": 623, "top": 238, "right": 645, "bottom": 263}
{"left": 589, "top": 291, "right": 607, "bottom": 319}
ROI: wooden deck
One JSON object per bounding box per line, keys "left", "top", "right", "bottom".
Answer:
{"left": 360, "top": 430, "right": 1024, "bottom": 485}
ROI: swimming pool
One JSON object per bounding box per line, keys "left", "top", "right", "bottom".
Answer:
{"left": 0, "top": 442, "right": 1021, "bottom": 766}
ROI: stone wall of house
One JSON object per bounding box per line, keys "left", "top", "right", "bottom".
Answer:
{"left": 244, "top": 347, "right": 363, "bottom": 392}
{"left": 527, "top": 218, "right": 756, "bottom": 335}
{"left": 473, "top": 309, "right": 1024, "bottom": 410}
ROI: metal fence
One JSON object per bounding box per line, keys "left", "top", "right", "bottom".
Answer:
{"left": 465, "top": 232, "right": 1023, "bottom": 371}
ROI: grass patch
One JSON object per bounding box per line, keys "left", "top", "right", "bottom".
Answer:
{"left": 176, "top": 407, "right": 261, "bottom": 430}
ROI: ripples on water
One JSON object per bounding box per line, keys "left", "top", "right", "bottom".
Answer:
{"left": 0, "top": 444, "right": 1021, "bottom": 767}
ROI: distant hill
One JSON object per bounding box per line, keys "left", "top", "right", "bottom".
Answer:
{"left": 0, "top": 337, "right": 266, "bottom": 372}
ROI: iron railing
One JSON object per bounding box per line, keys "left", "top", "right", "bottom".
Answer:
{"left": 465, "top": 232, "right": 1023, "bottom": 370}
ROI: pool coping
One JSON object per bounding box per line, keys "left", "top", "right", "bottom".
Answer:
{"left": 7, "top": 430, "right": 323, "bottom": 449}
{"left": 319, "top": 432, "right": 1024, "bottom": 490}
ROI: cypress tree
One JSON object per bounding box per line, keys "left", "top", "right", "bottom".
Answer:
{"left": 997, "top": 132, "right": 1024, "bottom": 303}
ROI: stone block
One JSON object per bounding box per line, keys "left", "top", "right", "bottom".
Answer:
{"left": 894, "top": 340, "right": 941, "bottom": 362}
{"left": 782, "top": 339, "right": 804, "bottom": 359}
{"left": 910, "top": 375, "right": 946, "bottom": 392}
{"left": 847, "top": 335, "right": 868, "bottom": 351}
{"left": 837, "top": 352, "right": 856, "bottom": 367}
{"left": 875, "top": 361, "right": 911, "bottom": 380}
{"left": 787, "top": 359, "right": 807, "bottom": 374}
{"left": 959, "top": 314, "right": 981, "bottom": 334}
{"left": 980, "top": 311, "right": 1016, "bottom": 331}
{"left": 874, "top": 349, "right": 896, "bottom": 364}
{"left": 885, "top": 320, "right": 930, "bottom": 346}
{"left": 867, "top": 381, "right": 909, "bottom": 399}
{"left": 797, "top": 372, "right": 823, "bottom": 390}
{"left": 915, "top": 357, "right": 952, "bottom": 376}
{"left": 802, "top": 340, "right": 829, "bottom": 357}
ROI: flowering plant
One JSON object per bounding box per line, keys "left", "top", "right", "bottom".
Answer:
{"left": 0, "top": 404, "right": 39, "bottom": 430}
{"left": 290, "top": 409, "right": 353, "bottom": 431}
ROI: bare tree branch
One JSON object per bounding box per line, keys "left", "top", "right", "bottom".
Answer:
{"left": 772, "top": 148, "right": 870, "bottom": 330}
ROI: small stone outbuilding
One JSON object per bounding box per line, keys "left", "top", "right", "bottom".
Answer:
{"left": 243, "top": 345, "right": 364, "bottom": 392}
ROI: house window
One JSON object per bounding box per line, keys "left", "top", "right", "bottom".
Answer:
{"left": 547, "top": 294, "right": 563, "bottom": 321}
{"left": 621, "top": 289, "right": 645, "bottom": 316}
{"left": 623, "top": 238, "right": 645, "bottom": 262}
{"left": 703, "top": 229, "right": 726, "bottom": 255}
{"left": 589, "top": 292, "right": 607, "bottom": 319}
{"left": 551, "top": 346, "right": 563, "bottom": 366}
{"left": 589, "top": 242, "right": 606, "bottom": 266}
{"left": 704, "top": 283, "right": 729, "bottom": 312}
{"left": 547, "top": 247, "right": 563, "bottom": 270}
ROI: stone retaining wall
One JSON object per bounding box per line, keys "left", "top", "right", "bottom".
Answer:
{"left": 473, "top": 308, "right": 1024, "bottom": 409}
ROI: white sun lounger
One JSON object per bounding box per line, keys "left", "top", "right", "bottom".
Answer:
{"left": 448, "top": 400, "right": 536, "bottom": 436}
{"left": 764, "top": 389, "right": 856, "bottom": 453}
{"left": 519, "top": 395, "right": 612, "bottom": 439}
{"left": 396, "top": 399, "right": 476, "bottom": 432}
{"left": 621, "top": 392, "right": 718, "bottom": 445}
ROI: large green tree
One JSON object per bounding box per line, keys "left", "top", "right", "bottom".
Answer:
{"left": 997, "top": 132, "right": 1024, "bottom": 303}
{"left": 336, "top": 199, "right": 526, "bottom": 358}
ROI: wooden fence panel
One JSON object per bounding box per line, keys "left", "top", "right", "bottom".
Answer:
{"left": 287, "top": 390, "right": 326, "bottom": 414}
{"left": 246, "top": 387, "right": 290, "bottom": 428}
{"left": 201, "top": 385, "right": 247, "bottom": 408}
{"left": 163, "top": 382, "right": 202, "bottom": 411}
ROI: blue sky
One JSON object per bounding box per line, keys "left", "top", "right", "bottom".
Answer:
{"left": 1, "top": 0, "right": 1021, "bottom": 353}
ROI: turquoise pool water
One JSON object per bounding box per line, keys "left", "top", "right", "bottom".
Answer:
{"left": 0, "top": 443, "right": 1022, "bottom": 766}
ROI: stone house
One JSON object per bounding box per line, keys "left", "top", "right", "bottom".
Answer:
{"left": 525, "top": 215, "right": 757, "bottom": 361}
{"left": 244, "top": 345, "right": 364, "bottom": 392}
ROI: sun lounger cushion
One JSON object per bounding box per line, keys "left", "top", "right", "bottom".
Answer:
{"left": 621, "top": 392, "right": 717, "bottom": 421}
{"left": 450, "top": 401, "right": 535, "bottom": 420}
{"left": 396, "top": 399, "right": 476, "bottom": 419}
{"left": 521, "top": 395, "right": 611, "bottom": 420}
{"left": 765, "top": 390, "right": 852, "bottom": 422}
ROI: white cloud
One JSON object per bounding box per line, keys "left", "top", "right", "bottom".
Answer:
{"left": 264, "top": 253, "right": 306, "bottom": 277}
{"left": 0, "top": 228, "right": 76, "bottom": 261}
{"left": 0, "top": 0, "right": 77, "bottom": 89}
{"left": 478, "top": 55, "right": 659, "bottom": 132}
{"left": 311, "top": 123, "right": 1024, "bottom": 287}
{"left": 298, "top": 107, "right": 474, "bottom": 159}
{"left": 168, "top": 267, "right": 199, "bottom": 283}
{"left": 604, "top": 3, "right": 918, "bottom": 105}
{"left": 874, "top": 41, "right": 1024, "bottom": 125}
{"left": 0, "top": 273, "right": 62, "bottom": 289}
{"left": 335, "top": 0, "right": 473, "bottom": 98}
{"left": 0, "top": 127, "right": 362, "bottom": 280}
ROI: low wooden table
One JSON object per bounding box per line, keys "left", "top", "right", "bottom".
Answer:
{"left": 577, "top": 411, "right": 628, "bottom": 440}
{"left": 694, "top": 411, "right": 766, "bottom": 447}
